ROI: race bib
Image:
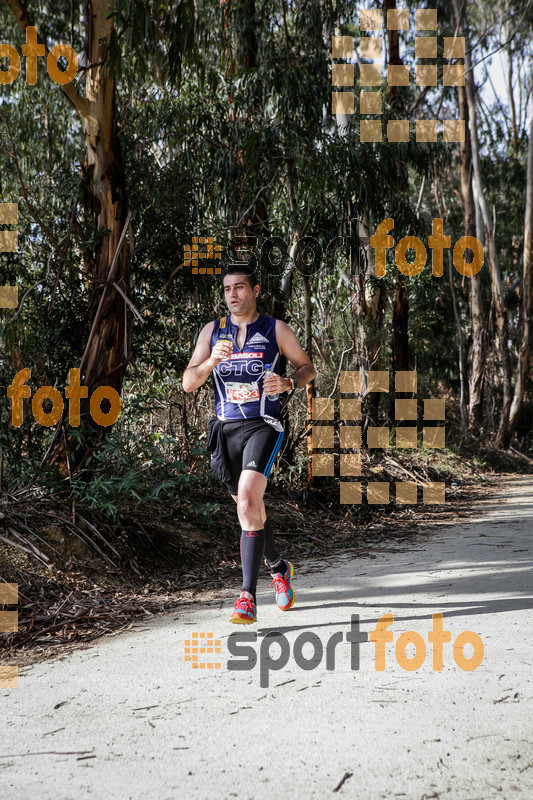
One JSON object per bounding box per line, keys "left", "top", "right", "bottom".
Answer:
{"left": 225, "top": 381, "right": 260, "bottom": 404}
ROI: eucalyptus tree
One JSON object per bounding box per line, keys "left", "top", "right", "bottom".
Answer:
{"left": 1, "top": 0, "right": 196, "bottom": 469}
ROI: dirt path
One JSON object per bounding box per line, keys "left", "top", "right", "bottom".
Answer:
{"left": 1, "top": 475, "right": 532, "bottom": 799}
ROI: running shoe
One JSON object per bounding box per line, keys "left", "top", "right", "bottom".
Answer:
{"left": 268, "top": 559, "right": 295, "bottom": 611}
{"left": 230, "top": 590, "right": 257, "bottom": 624}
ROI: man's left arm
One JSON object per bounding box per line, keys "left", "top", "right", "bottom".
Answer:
{"left": 263, "top": 320, "right": 316, "bottom": 395}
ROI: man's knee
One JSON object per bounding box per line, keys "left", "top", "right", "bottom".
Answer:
{"left": 237, "top": 493, "right": 260, "bottom": 519}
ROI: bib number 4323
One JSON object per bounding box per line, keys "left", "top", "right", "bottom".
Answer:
{"left": 225, "top": 382, "right": 259, "bottom": 404}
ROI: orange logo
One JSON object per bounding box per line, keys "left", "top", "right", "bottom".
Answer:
{"left": 184, "top": 632, "right": 222, "bottom": 670}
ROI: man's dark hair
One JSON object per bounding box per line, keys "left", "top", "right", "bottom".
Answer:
{"left": 222, "top": 265, "right": 259, "bottom": 290}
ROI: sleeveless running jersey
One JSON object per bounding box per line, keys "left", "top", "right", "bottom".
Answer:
{"left": 210, "top": 313, "right": 282, "bottom": 423}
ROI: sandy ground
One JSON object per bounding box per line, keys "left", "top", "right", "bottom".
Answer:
{"left": 1, "top": 475, "right": 532, "bottom": 800}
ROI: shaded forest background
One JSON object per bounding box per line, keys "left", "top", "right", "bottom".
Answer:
{"left": 0, "top": 0, "right": 532, "bottom": 570}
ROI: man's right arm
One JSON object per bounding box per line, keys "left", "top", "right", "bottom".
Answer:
{"left": 182, "top": 322, "right": 233, "bottom": 393}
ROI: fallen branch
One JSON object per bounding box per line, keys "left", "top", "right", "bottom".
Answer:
{"left": 510, "top": 446, "right": 533, "bottom": 465}
{"left": 383, "top": 456, "right": 430, "bottom": 484}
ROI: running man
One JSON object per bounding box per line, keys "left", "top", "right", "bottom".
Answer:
{"left": 182, "top": 266, "right": 316, "bottom": 623}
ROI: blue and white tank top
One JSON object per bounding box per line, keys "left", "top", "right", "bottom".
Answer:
{"left": 210, "top": 313, "right": 283, "bottom": 429}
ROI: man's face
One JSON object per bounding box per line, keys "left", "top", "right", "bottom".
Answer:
{"left": 223, "top": 274, "right": 260, "bottom": 315}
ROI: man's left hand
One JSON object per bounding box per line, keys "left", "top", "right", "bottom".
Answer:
{"left": 263, "top": 375, "right": 291, "bottom": 394}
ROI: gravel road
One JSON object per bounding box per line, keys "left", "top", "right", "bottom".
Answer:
{"left": 2, "top": 475, "right": 532, "bottom": 799}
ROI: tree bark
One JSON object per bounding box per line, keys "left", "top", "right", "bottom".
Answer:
{"left": 275, "top": 159, "right": 301, "bottom": 321}
{"left": 458, "top": 79, "right": 485, "bottom": 432}
{"left": 453, "top": 0, "right": 513, "bottom": 447}
{"left": 221, "top": 0, "right": 270, "bottom": 246}
{"left": 4, "top": 0, "right": 130, "bottom": 473}
{"left": 350, "top": 212, "right": 385, "bottom": 435}
{"left": 78, "top": 0, "right": 129, "bottom": 431}
{"left": 303, "top": 274, "right": 316, "bottom": 487}
{"left": 384, "top": 0, "right": 410, "bottom": 418}
{"left": 508, "top": 66, "right": 533, "bottom": 437}
{"left": 447, "top": 250, "right": 468, "bottom": 429}
{"left": 507, "top": 27, "right": 518, "bottom": 149}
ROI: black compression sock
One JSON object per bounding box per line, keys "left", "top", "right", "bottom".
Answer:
{"left": 263, "top": 519, "right": 281, "bottom": 564}
{"left": 240, "top": 528, "right": 266, "bottom": 599}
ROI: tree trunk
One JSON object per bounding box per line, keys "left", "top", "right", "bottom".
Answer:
{"left": 453, "top": 0, "right": 513, "bottom": 447}
{"left": 458, "top": 78, "right": 485, "bottom": 432}
{"left": 447, "top": 250, "right": 468, "bottom": 429}
{"left": 222, "top": 0, "right": 270, "bottom": 248}
{"left": 384, "top": 0, "right": 409, "bottom": 419}
{"left": 391, "top": 272, "right": 409, "bottom": 372}
{"left": 274, "top": 159, "right": 301, "bottom": 321}
{"left": 5, "top": 0, "right": 130, "bottom": 472}
{"left": 303, "top": 274, "right": 316, "bottom": 488}
{"left": 76, "top": 0, "right": 129, "bottom": 437}
{"left": 507, "top": 28, "right": 518, "bottom": 149}
{"left": 508, "top": 67, "right": 533, "bottom": 437}
{"left": 350, "top": 212, "right": 385, "bottom": 434}
{"left": 383, "top": 0, "right": 402, "bottom": 97}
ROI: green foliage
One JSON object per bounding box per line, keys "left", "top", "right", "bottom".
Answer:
{"left": 112, "top": 0, "right": 198, "bottom": 84}
{"left": 1, "top": 0, "right": 532, "bottom": 520}
{"left": 70, "top": 428, "right": 217, "bottom": 524}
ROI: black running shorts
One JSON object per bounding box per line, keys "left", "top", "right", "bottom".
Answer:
{"left": 220, "top": 417, "right": 285, "bottom": 495}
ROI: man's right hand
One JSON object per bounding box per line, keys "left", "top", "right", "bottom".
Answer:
{"left": 182, "top": 322, "right": 233, "bottom": 393}
{"left": 210, "top": 338, "right": 234, "bottom": 366}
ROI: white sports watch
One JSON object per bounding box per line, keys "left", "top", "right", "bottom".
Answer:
{"left": 289, "top": 376, "right": 298, "bottom": 390}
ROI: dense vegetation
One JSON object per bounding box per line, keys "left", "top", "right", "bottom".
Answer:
{"left": 1, "top": 0, "right": 532, "bottom": 527}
